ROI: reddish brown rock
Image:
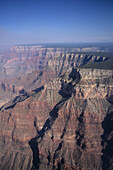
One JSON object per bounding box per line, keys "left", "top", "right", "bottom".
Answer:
{"left": 0, "top": 45, "right": 109, "bottom": 110}
{"left": 0, "top": 68, "right": 113, "bottom": 170}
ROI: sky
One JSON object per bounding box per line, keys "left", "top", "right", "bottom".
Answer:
{"left": 0, "top": 0, "right": 113, "bottom": 46}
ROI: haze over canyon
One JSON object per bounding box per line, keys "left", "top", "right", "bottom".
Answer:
{"left": 0, "top": 44, "right": 113, "bottom": 170}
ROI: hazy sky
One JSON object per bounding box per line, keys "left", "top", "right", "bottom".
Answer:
{"left": 0, "top": 0, "right": 113, "bottom": 46}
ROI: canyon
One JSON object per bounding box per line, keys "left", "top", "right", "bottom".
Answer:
{"left": 0, "top": 45, "right": 113, "bottom": 170}
{"left": 0, "top": 46, "right": 109, "bottom": 106}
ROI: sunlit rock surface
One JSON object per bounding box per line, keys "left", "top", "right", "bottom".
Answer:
{"left": 0, "top": 67, "right": 113, "bottom": 169}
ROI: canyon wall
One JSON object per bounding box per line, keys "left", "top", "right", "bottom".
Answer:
{"left": 0, "top": 68, "right": 113, "bottom": 169}
{"left": 0, "top": 48, "right": 108, "bottom": 108}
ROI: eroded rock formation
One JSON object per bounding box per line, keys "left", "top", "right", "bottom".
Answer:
{"left": 0, "top": 67, "right": 113, "bottom": 169}
{"left": 0, "top": 49, "right": 108, "bottom": 106}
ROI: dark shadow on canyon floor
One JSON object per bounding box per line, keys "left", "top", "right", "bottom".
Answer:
{"left": 0, "top": 86, "right": 44, "bottom": 111}
{"left": 28, "top": 68, "right": 81, "bottom": 169}
{"left": 28, "top": 97, "right": 69, "bottom": 169}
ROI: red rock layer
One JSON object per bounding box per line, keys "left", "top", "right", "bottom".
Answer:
{"left": 0, "top": 68, "right": 113, "bottom": 170}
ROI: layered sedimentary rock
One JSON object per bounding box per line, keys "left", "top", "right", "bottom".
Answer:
{"left": 0, "top": 49, "right": 49, "bottom": 79}
{"left": 6, "top": 53, "right": 107, "bottom": 88}
{"left": 0, "top": 81, "right": 25, "bottom": 107}
{"left": 0, "top": 67, "right": 113, "bottom": 170}
{"left": 48, "top": 53, "right": 107, "bottom": 76}
{"left": 0, "top": 45, "right": 109, "bottom": 80}
{"left": 1, "top": 50, "right": 108, "bottom": 107}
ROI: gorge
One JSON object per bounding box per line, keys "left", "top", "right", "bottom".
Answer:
{"left": 0, "top": 45, "right": 113, "bottom": 170}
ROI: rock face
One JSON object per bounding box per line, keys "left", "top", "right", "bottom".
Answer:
{"left": 0, "top": 67, "right": 113, "bottom": 170}
{"left": 0, "top": 48, "right": 108, "bottom": 107}
{"left": 0, "top": 47, "right": 49, "bottom": 80}
{"left": 0, "top": 82, "right": 22, "bottom": 107}
{"left": 0, "top": 44, "right": 111, "bottom": 81}
{"left": 47, "top": 53, "right": 107, "bottom": 76}
{"left": 6, "top": 53, "right": 107, "bottom": 88}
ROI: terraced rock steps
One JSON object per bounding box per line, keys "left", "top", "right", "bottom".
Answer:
{"left": 0, "top": 67, "right": 113, "bottom": 169}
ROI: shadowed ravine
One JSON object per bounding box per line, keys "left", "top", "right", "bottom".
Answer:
{"left": 0, "top": 67, "right": 113, "bottom": 169}
{"left": 29, "top": 68, "right": 81, "bottom": 169}
{"left": 29, "top": 97, "right": 70, "bottom": 169}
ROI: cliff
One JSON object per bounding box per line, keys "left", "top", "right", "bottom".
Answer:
{"left": 47, "top": 53, "right": 107, "bottom": 76}
{"left": 0, "top": 51, "right": 108, "bottom": 107}
{"left": 5, "top": 53, "right": 108, "bottom": 89}
{"left": 0, "top": 67, "right": 113, "bottom": 169}
{"left": 0, "top": 45, "right": 109, "bottom": 81}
